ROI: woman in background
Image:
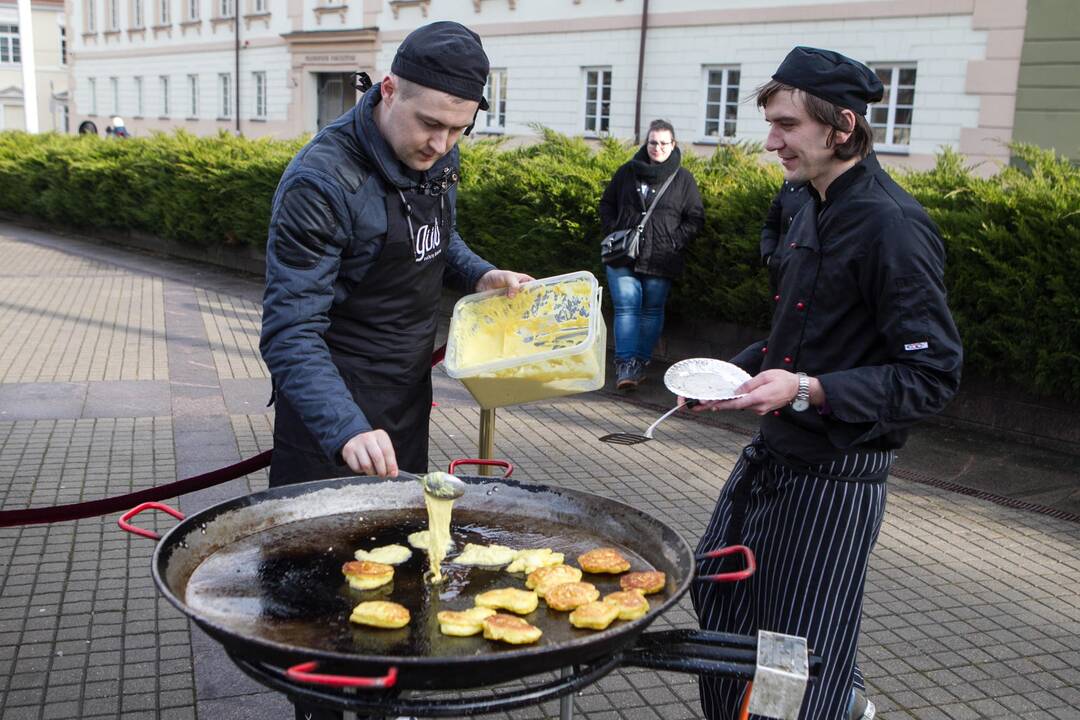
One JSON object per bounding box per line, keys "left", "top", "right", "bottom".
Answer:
{"left": 599, "top": 119, "right": 705, "bottom": 390}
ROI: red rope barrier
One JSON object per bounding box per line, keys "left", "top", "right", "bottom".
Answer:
{"left": 0, "top": 345, "right": 448, "bottom": 529}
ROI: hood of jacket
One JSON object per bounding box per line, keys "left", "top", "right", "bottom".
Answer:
{"left": 351, "top": 82, "right": 459, "bottom": 191}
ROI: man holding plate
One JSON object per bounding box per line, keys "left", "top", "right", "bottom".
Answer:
{"left": 685, "top": 47, "right": 963, "bottom": 720}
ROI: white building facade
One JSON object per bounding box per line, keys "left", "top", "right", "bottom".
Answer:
{"left": 1, "top": 0, "right": 69, "bottom": 131}
{"left": 66, "top": 0, "right": 1028, "bottom": 168}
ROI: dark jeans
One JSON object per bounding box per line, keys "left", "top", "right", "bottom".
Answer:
{"left": 605, "top": 264, "right": 672, "bottom": 362}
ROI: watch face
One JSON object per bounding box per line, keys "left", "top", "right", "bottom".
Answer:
{"left": 792, "top": 398, "right": 810, "bottom": 412}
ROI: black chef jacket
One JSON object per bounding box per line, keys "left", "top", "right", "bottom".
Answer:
{"left": 731, "top": 153, "right": 963, "bottom": 464}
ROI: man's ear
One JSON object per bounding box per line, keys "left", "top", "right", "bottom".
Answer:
{"left": 834, "top": 108, "right": 857, "bottom": 145}
{"left": 380, "top": 74, "right": 397, "bottom": 106}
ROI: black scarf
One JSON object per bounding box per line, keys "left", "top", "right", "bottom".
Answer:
{"left": 631, "top": 143, "right": 681, "bottom": 184}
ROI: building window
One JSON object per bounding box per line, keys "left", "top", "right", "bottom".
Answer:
{"left": 160, "top": 0, "right": 170, "bottom": 24}
{"left": 160, "top": 75, "right": 169, "bottom": 115}
{"left": 134, "top": 76, "right": 143, "bottom": 115}
{"left": 219, "top": 73, "right": 231, "bottom": 118}
{"left": 481, "top": 68, "right": 507, "bottom": 131}
{"left": 133, "top": 0, "right": 144, "bottom": 27}
{"left": 88, "top": 77, "right": 98, "bottom": 115}
{"left": 870, "top": 64, "right": 916, "bottom": 149}
{"left": 219, "top": 0, "right": 234, "bottom": 16}
{"left": 110, "top": 77, "right": 119, "bottom": 114}
{"left": 253, "top": 70, "right": 266, "bottom": 118}
{"left": 187, "top": 0, "right": 199, "bottom": 21}
{"left": 0, "top": 24, "right": 20, "bottom": 64}
{"left": 109, "top": 0, "right": 120, "bottom": 29}
{"left": 583, "top": 67, "right": 611, "bottom": 135}
{"left": 187, "top": 74, "right": 198, "bottom": 117}
{"left": 86, "top": 0, "right": 96, "bottom": 32}
{"left": 704, "top": 66, "right": 740, "bottom": 139}
{"left": 60, "top": 27, "right": 67, "bottom": 64}
{"left": 254, "top": 0, "right": 266, "bottom": 12}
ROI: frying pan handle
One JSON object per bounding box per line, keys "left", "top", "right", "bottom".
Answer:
{"left": 117, "top": 502, "right": 185, "bottom": 541}
{"left": 696, "top": 544, "right": 757, "bottom": 583}
{"left": 448, "top": 458, "right": 514, "bottom": 478}
{"left": 285, "top": 661, "right": 398, "bottom": 689}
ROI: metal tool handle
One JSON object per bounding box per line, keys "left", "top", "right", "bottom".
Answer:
{"left": 448, "top": 458, "right": 514, "bottom": 478}
{"left": 285, "top": 661, "right": 398, "bottom": 689}
{"left": 644, "top": 399, "right": 699, "bottom": 439}
{"left": 696, "top": 544, "right": 757, "bottom": 583}
{"left": 117, "top": 501, "right": 185, "bottom": 541}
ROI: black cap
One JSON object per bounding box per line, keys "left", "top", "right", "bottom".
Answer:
{"left": 391, "top": 21, "right": 490, "bottom": 111}
{"left": 772, "top": 46, "right": 883, "bottom": 115}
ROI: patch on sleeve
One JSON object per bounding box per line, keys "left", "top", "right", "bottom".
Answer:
{"left": 904, "top": 341, "right": 929, "bottom": 351}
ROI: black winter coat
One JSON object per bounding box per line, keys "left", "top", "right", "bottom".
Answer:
{"left": 599, "top": 146, "right": 705, "bottom": 279}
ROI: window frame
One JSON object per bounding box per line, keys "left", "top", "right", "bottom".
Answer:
{"left": 218, "top": 72, "right": 231, "bottom": 118}
{"left": 701, "top": 65, "right": 741, "bottom": 142}
{"left": 252, "top": 70, "right": 267, "bottom": 119}
{"left": 582, "top": 66, "right": 612, "bottom": 137}
{"left": 187, "top": 0, "right": 199, "bottom": 21}
{"left": 108, "top": 0, "right": 120, "bottom": 30}
{"left": 187, "top": 73, "right": 198, "bottom": 118}
{"left": 159, "top": 0, "right": 171, "bottom": 24}
{"left": 869, "top": 63, "right": 917, "bottom": 153}
{"left": 134, "top": 76, "right": 143, "bottom": 116}
{"left": 60, "top": 26, "right": 67, "bottom": 65}
{"left": 159, "top": 74, "right": 169, "bottom": 116}
{"left": 480, "top": 68, "right": 507, "bottom": 133}
{"left": 86, "top": 0, "right": 97, "bottom": 32}
{"left": 0, "top": 24, "right": 21, "bottom": 64}
{"left": 88, "top": 76, "right": 98, "bottom": 115}
{"left": 109, "top": 76, "right": 119, "bottom": 115}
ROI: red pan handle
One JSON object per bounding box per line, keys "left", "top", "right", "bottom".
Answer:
{"left": 285, "top": 661, "right": 398, "bottom": 689}
{"left": 697, "top": 544, "right": 756, "bottom": 583}
{"left": 448, "top": 458, "right": 514, "bottom": 478}
{"left": 118, "top": 501, "right": 186, "bottom": 541}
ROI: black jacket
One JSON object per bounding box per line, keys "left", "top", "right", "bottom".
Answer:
{"left": 599, "top": 145, "right": 705, "bottom": 279}
{"left": 761, "top": 180, "right": 812, "bottom": 292}
{"left": 732, "top": 154, "right": 963, "bottom": 462}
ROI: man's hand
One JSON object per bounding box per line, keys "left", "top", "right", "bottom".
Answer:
{"left": 341, "top": 429, "right": 398, "bottom": 477}
{"left": 685, "top": 369, "right": 803, "bottom": 416}
{"left": 476, "top": 269, "right": 535, "bottom": 298}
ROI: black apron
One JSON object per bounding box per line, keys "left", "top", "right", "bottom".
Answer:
{"left": 269, "top": 179, "right": 450, "bottom": 487}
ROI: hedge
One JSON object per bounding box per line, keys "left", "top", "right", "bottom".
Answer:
{"left": 1, "top": 129, "right": 1077, "bottom": 400}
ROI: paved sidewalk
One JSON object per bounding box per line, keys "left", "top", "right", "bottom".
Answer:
{"left": 1, "top": 221, "right": 1078, "bottom": 720}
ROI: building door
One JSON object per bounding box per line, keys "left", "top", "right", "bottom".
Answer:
{"left": 316, "top": 73, "right": 356, "bottom": 129}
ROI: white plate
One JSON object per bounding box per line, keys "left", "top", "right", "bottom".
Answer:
{"left": 663, "top": 358, "right": 752, "bottom": 401}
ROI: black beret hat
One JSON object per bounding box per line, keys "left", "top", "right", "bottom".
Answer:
{"left": 772, "top": 46, "right": 884, "bottom": 115}
{"left": 391, "top": 21, "right": 490, "bottom": 111}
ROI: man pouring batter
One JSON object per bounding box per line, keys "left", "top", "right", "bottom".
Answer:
{"left": 689, "top": 47, "right": 963, "bottom": 719}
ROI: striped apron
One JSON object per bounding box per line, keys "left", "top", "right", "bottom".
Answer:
{"left": 691, "top": 435, "right": 891, "bottom": 720}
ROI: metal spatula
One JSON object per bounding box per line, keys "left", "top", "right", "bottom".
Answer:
{"left": 599, "top": 399, "right": 699, "bottom": 445}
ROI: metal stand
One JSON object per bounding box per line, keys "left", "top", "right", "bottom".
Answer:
{"left": 478, "top": 408, "right": 496, "bottom": 476}
{"left": 559, "top": 666, "right": 575, "bottom": 720}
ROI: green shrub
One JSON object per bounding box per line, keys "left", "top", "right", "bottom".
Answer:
{"left": 1, "top": 129, "right": 1077, "bottom": 400}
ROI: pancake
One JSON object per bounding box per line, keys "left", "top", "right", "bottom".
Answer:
{"left": 475, "top": 587, "right": 539, "bottom": 615}
{"left": 453, "top": 543, "right": 518, "bottom": 567}
{"left": 341, "top": 560, "right": 394, "bottom": 590}
{"left": 526, "top": 564, "right": 583, "bottom": 597}
{"left": 407, "top": 530, "right": 453, "bottom": 553}
{"left": 604, "top": 589, "right": 650, "bottom": 620}
{"left": 544, "top": 581, "right": 600, "bottom": 611}
{"left": 578, "top": 547, "right": 631, "bottom": 574}
{"left": 353, "top": 544, "right": 412, "bottom": 565}
{"left": 482, "top": 613, "right": 543, "bottom": 645}
{"left": 506, "top": 548, "right": 565, "bottom": 574}
{"left": 568, "top": 600, "right": 620, "bottom": 630}
{"left": 619, "top": 570, "right": 666, "bottom": 594}
{"left": 349, "top": 600, "right": 410, "bottom": 629}
{"left": 437, "top": 607, "right": 497, "bottom": 637}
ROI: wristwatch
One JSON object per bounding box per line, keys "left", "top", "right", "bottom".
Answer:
{"left": 791, "top": 372, "right": 811, "bottom": 412}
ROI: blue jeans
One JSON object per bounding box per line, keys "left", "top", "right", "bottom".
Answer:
{"left": 605, "top": 265, "right": 672, "bottom": 362}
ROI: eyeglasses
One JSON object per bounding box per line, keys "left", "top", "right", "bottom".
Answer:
{"left": 647, "top": 141, "right": 673, "bottom": 148}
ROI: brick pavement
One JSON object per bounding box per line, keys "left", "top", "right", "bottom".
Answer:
{"left": 1, "top": 222, "right": 1078, "bottom": 719}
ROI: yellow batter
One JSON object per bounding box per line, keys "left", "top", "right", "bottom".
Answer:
{"left": 451, "top": 278, "right": 598, "bottom": 382}
{"left": 424, "top": 492, "right": 454, "bottom": 585}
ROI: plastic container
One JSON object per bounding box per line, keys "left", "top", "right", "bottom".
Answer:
{"left": 444, "top": 271, "right": 606, "bottom": 408}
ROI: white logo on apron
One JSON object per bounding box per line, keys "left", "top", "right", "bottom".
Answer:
{"left": 414, "top": 223, "right": 443, "bottom": 263}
